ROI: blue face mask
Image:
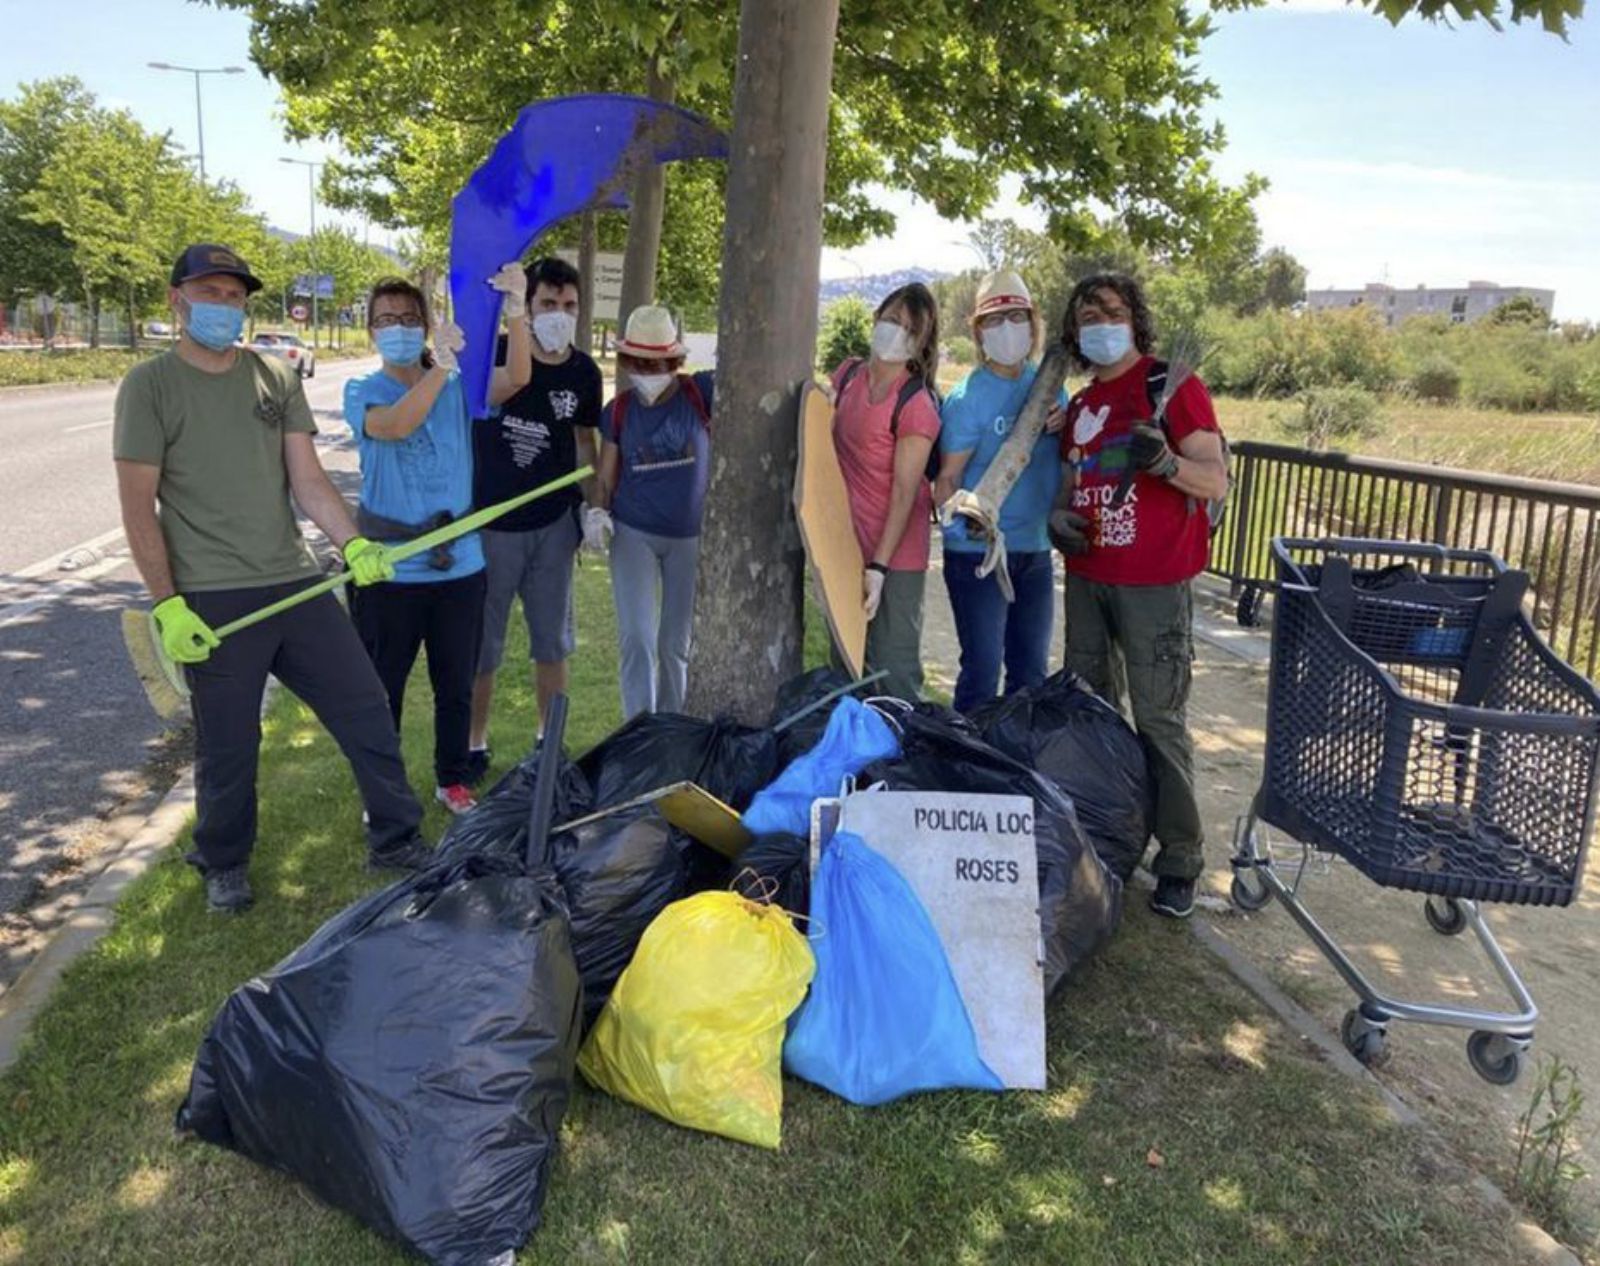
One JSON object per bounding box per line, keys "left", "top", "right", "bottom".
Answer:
{"left": 375, "top": 325, "right": 426, "bottom": 366}
{"left": 184, "top": 300, "right": 246, "bottom": 351}
{"left": 1078, "top": 322, "right": 1133, "bottom": 367}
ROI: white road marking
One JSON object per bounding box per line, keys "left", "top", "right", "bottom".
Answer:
{"left": 62, "top": 419, "right": 113, "bottom": 435}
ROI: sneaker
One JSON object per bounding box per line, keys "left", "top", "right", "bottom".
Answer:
{"left": 1150, "top": 876, "right": 1196, "bottom": 920}
{"left": 435, "top": 784, "right": 478, "bottom": 815}
{"left": 464, "top": 747, "right": 492, "bottom": 789}
{"left": 205, "top": 866, "right": 254, "bottom": 914}
{"left": 367, "top": 835, "right": 435, "bottom": 873}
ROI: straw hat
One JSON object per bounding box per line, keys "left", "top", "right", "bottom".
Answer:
{"left": 973, "top": 269, "right": 1034, "bottom": 318}
{"left": 616, "top": 304, "right": 688, "bottom": 359}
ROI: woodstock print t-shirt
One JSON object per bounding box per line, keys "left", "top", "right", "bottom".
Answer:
{"left": 1059, "top": 355, "right": 1219, "bottom": 586}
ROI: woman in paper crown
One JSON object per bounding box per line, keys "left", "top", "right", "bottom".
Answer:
{"left": 596, "top": 304, "right": 715, "bottom": 719}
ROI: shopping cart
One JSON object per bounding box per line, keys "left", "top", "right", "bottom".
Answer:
{"left": 1229, "top": 538, "right": 1600, "bottom": 1085}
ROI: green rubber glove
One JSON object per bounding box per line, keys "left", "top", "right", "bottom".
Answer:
{"left": 152, "top": 595, "right": 220, "bottom": 665}
{"left": 343, "top": 535, "right": 395, "bottom": 587}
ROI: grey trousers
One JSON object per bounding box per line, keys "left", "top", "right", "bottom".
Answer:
{"left": 610, "top": 521, "right": 701, "bottom": 719}
{"left": 865, "top": 568, "right": 927, "bottom": 702}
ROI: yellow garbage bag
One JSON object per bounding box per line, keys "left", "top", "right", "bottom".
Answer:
{"left": 578, "top": 890, "right": 814, "bottom": 1149}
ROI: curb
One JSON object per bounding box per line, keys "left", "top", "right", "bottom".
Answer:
{"left": 0, "top": 377, "right": 123, "bottom": 398}
{"left": 0, "top": 770, "right": 195, "bottom": 1077}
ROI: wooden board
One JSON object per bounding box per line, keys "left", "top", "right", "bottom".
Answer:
{"left": 794, "top": 381, "right": 865, "bottom": 678}
{"left": 554, "top": 781, "right": 752, "bottom": 860}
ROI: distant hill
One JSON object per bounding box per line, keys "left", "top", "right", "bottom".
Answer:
{"left": 268, "top": 225, "right": 401, "bottom": 260}
{"left": 819, "top": 267, "right": 955, "bottom": 307}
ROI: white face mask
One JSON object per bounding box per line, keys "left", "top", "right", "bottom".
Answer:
{"left": 870, "top": 319, "right": 914, "bottom": 365}
{"left": 980, "top": 319, "right": 1033, "bottom": 367}
{"left": 631, "top": 372, "right": 673, "bottom": 404}
{"left": 531, "top": 310, "right": 575, "bottom": 354}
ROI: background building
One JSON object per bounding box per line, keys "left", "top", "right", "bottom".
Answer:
{"left": 1305, "top": 280, "right": 1556, "bottom": 326}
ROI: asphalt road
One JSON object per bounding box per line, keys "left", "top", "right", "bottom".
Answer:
{"left": 0, "top": 356, "right": 376, "bottom": 983}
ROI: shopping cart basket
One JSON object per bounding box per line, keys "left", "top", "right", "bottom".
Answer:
{"left": 1229, "top": 538, "right": 1600, "bottom": 1084}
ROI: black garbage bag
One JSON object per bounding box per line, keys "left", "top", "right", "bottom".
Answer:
{"left": 769, "top": 667, "right": 856, "bottom": 763}
{"left": 973, "top": 670, "right": 1154, "bottom": 881}
{"left": 553, "top": 808, "right": 687, "bottom": 1024}
{"left": 176, "top": 854, "right": 582, "bottom": 1266}
{"left": 437, "top": 756, "right": 685, "bottom": 1024}
{"left": 577, "top": 713, "right": 780, "bottom": 812}
{"left": 435, "top": 741, "right": 593, "bottom": 867}
{"left": 737, "top": 832, "right": 810, "bottom": 917}
{"left": 864, "top": 709, "right": 1123, "bottom": 996}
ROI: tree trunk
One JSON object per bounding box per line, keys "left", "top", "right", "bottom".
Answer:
{"left": 125, "top": 287, "right": 137, "bottom": 351}
{"left": 577, "top": 210, "right": 597, "bottom": 355}
{"left": 684, "top": 0, "right": 841, "bottom": 722}
{"left": 88, "top": 294, "right": 100, "bottom": 350}
{"left": 616, "top": 60, "right": 675, "bottom": 327}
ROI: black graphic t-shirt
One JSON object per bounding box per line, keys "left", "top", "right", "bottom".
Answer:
{"left": 474, "top": 341, "right": 602, "bottom": 531}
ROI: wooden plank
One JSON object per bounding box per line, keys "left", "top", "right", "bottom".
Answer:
{"left": 555, "top": 781, "right": 752, "bottom": 860}
{"left": 794, "top": 381, "right": 865, "bottom": 677}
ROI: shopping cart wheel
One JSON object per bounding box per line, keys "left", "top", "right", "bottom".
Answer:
{"left": 1340, "top": 1008, "right": 1390, "bottom": 1069}
{"left": 1467, "top": 1031, "right": 1528, "bottom": 1086}
{"left": 1423, "top": 896, "right": 1466, "bottom": 937}
{"left": 1230, "top": 869, "right": 1272, "bottom": 913}
{"left": 1236, "top": 585, "right": 1264, "bottom": 629}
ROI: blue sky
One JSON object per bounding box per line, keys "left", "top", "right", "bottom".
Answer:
{"left": 4, "top": 0, "right": 1597, "bottom": 317}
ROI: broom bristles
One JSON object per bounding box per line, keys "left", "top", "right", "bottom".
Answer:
{"left": 120, "top": 608, "right": 190, "bottom": 723}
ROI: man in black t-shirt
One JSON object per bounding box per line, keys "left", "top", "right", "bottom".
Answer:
{"left": 469, "top": 257, "right": 603, "bottom": 777}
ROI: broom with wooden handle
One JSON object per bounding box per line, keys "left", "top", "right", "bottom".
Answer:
{"left": 122, "top": 465, "right": 594, "bottom": 722}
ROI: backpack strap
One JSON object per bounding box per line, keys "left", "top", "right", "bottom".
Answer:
{"left": 888, "top": 374, "right": 938, "bottom": 438}
{"left": 677, "top": 373, "right": 711, "bottom": 428}
{"left": 836, "top": 357, "right": 866, "bottom": 401}
{"left": 606, "top": 391, "right": 632, "bottom": 445}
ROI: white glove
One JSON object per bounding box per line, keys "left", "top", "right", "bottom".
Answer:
{"left": 487, "top": 262, "right": 527, "bottom": 319}
{"left": 432, "top": 321, "right": 465, "bottom": 373}
{"left": 582, "top": 505, "right": 614, "bottom": 553}
{"left": 863, "top": 566, "right": 886, "bottom": 622}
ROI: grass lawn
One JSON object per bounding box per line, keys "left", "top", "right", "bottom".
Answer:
{"left": 0, "top": 348, "right": 153, "bottom": 388}
{"left": 0, "top": 564, "right": 1530, "bottom": 1264}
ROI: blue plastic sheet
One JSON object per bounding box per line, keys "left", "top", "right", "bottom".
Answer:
{"left": 744, "top": 698, "right": 900, "bottom": 837}
{"left": 784, "top": 831, "right": 1002, "bottom": 1106}
{"left": 449, "top": 94, "right": 728, "bottom": 417}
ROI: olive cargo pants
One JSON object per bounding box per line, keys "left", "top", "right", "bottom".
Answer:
{"left": 1063, "top": 576, "right": 1205, "bottom": 881}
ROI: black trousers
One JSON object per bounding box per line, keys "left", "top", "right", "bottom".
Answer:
{"left": 352, "top": 570, "right": 487, "bottom": 787}
{"left": 185, "top": 581, "right": 424, "bottom": 874}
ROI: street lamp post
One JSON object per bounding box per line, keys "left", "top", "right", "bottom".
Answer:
{"left": 146, "top": 63, "right": 244, "bottom": 185}
{"left": 280, "top": 157, "right": 323, "bottom": 347}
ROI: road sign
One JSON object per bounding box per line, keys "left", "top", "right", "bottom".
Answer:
{"left": 554, "top": 249, "right": 624, "bottom": 322}
{"left": 290, "top": 303, "right": 309, "bottom": 322}
{"left": 292, "top": 273, "right": 335, "bottom": 299}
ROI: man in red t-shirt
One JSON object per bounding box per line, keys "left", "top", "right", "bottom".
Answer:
{"left": 1047, "top": 274, "right": 1229, "bottom": 919}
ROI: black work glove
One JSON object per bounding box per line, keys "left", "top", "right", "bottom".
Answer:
{"left": 1129, "top": 423, "right": 1180, "bottom": 479}
{"left": 1047, "top": 508, "right": 1091, "bottom": 556}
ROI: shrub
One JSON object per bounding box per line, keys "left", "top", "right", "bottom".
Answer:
{"left": 1278, "top": 387, "right": 1384, "bottom": 450}
{"left": 816, "top": 295, "right": 872, "bottom": 372}
{"left": 1409, "top": 356, "right": 1461, "bottom": 404}
{"left": 944, "top": 335, "right": 977, "bottom": 366}
{"left": 0, "top": 348, "right": 149, "bottom": 388}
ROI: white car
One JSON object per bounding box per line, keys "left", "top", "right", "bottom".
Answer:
{"left": 249, "top": 331, "right": 317, "bottom": 378}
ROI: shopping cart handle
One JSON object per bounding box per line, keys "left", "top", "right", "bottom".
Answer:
{"left": 1273, "top": 537, "right": 1508, "bottom": 574}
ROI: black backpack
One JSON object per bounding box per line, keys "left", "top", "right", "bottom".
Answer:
{"left": 836, "top": 357, "right": 943, "bottom": 483}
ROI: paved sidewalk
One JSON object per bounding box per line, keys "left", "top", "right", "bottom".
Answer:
{"left": 920, "top": 551, "right": 1600, "bottom": 1230}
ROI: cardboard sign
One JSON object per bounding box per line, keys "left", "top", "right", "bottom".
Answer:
{"left": 794, "top": 382, "right": 866, "bottom": 677}
{"left": 819, "top": 790, "right": 1046, "bottom": 1090}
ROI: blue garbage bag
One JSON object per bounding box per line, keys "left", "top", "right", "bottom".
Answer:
{"left": 450, "top": 94, "right": 727, "bottom": 417}
{"left": 743, "top": 698, "right": 900, "bottom": 837}
{"left": 784, "top": 831, "right": 1002, "bottom": 1105}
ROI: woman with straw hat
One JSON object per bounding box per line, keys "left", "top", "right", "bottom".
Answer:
{"left": 934, "top": 268, "right": 1066, "bottom": 713}
{"left": 595, "top": 304, "right": 714, "bottom": 718}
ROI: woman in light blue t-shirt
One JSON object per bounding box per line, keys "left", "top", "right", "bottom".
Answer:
{"left": 934, "top": 269, "right": 1065, "bottom": 713}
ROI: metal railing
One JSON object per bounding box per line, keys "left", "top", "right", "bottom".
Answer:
{"left": 1209, "top": 441, "right": 1600, "bottom": 680}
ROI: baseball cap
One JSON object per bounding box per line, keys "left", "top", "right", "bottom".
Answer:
{"left": 170, "top": 243, "right": 263, "bottom": 294}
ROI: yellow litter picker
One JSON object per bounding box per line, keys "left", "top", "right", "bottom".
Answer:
{"left": 122, "top": 466, "right": 593, "bottom": 722}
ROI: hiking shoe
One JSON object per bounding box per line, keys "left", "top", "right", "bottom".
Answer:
{"left": 205, "top": 866, "right": 254, "bottom": 914}
{"left": 464, "top": 747, "right": 492, "bottom": 788}
{"left": 435, "top": 783, "right": 478, "bottom": 815}
{"left": 367, "top": 835, "right": 435, "bottom": 873}
{"left": 1150, "top": 876, "right": 1196, "bottom": 920}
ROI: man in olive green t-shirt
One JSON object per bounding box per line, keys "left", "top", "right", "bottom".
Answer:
{"left": 114, "top": 243, "right": 431, "bottom": 914}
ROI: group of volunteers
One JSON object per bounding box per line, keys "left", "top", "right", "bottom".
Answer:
{"left": 115, "top": 239, "right": 1225, "bottom": 921}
